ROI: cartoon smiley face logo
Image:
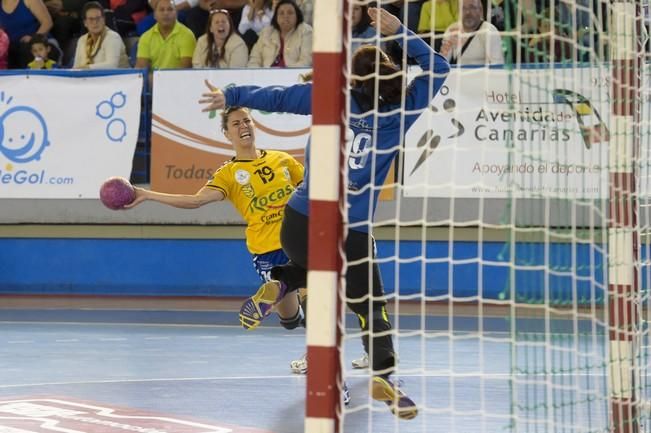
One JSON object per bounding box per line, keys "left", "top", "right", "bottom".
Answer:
{"left": 0, "top": 106, "right": 50, "bottom": 163}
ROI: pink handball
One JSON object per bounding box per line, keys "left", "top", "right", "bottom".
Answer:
{"left": 100, "top": 177, "right": 135, "bottom": 210}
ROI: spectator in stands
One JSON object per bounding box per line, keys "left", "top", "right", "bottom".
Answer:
{"left": 351, "top": 3, "right": 378, "bottom": 54}
{"left": 417, "top": 0, "right": 458, "bottom": 51}
{"left": 440, "top": 0, "right": 504, "bottom": 65}
{"left": 0, "top": 26, "right": 8, "bottom": 69}
{"left": 43, "top": 0, "right": 86, "bottom": 51}
{"left": 247, "top": 0, "right": 311, "bottom": 67}
{"left": 490, "top": 0, "right": 537, "bottom": 33}
{"left": 103, "top": 0, "right": 149, "bottom": 36}
{"left": 185, "top": 0, "right": 247, "bottom": 38}
{"left": 135, "top": 0, "right": 196, "bottom": 69}
{"left": 137, "top": 0, "right": 199, "bottom": 35}
{"left": 238, "top": 0, "right": 272, "bottom": 50}
{"left": 27, "top": 33, "right": 58, "bottom": 68}
{"left": 0, "top": 0, "right": 53, "bottom": 68}
{"left": 169, "top": 0, "right": 197, "bottom": 9}
{"left": 554, "top": 0, "right": 607, "bottom": 62}
{"left": 522, "top": 7, "right": 576, "bottom": 64}
{"left": 192, "top": 8, "right": 247, "bottom": 67}
{"left": 185, "top": 0, "right": 216, "bottom": 36}
{"left": 490, "top": 0, "right": 537, "bottom": 65}
{"left": 73, "top": 1, "right": 129, "bottom": 68}
{"left": 554, "top": 0, "right": 592, "bottom": 37}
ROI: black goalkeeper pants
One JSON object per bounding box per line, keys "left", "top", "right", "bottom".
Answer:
{"left": 271, "top": 205, "right": 396, "bottom": 375}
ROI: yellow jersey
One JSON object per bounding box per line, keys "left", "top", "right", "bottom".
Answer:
{"left": 205, "top": 150, "right": 304, "bottom": 254}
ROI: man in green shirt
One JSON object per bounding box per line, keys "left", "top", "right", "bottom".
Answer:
{"left": 135, "top": 0, "right": 196, "bottom": 69}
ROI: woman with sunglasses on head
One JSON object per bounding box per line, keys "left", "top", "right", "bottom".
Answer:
{"left": 193, "top": 8, "right": 247, "bottom": 68}
{"left": 200, "top": 6, "right": 449, "bottom": 420}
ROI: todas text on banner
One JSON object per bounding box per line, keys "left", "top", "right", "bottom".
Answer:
{"left": 151, "top": 69, "right": 310, "bottom": 194}
{"left": 0, "top": 73, "right": 143, "bottom": 198}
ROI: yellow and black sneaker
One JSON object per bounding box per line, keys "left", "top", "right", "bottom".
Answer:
{"left": 371, "top": 376, "right": 418, "bottom": 420}
{"left": 239, "top": 280, "right": 287, "bottom": 330}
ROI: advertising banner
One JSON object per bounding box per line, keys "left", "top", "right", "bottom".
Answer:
{"left": 404, "top": 67, "right": 611, "bottom": 198}
{"left": 151, "top": 69, "right": 310, "bottom": 194}
{"left": 0, "top": 73, "right": 143, "bottom": 198}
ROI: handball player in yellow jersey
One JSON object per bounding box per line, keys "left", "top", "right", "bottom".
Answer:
{"left": 125, "top": 106, "right": 305, "bottom": 327}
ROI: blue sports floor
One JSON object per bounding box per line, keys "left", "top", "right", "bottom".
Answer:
{"left": 0, "top": 305, "right": 630, "bottom": 433}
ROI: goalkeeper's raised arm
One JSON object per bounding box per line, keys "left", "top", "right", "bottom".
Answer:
{"left": 387, "top": 15, "right": 450, "bottom": 118}
{"left": 199, "top": 8, "right": 448, "bottom": 118}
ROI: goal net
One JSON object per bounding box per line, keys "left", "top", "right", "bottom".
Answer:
{"left": 307, "top": 1, "right": 649, "bottom": 433}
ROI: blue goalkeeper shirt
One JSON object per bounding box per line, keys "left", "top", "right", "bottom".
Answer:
{"left": 224, "top": 26, "right": 449, "bottom": 233}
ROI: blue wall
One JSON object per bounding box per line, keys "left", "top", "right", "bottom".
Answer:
{"left": 379, "top": 240, "right": 606, "bottom": 303}
{"left": 0, "top": 237, "right": 612, "bottom": 303}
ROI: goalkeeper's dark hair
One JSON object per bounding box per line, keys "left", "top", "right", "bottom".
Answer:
{"left": 351, "top": 45, "right": 403, "bottom": 106}
{"left": 221, "top": 106, "right": 250, "bottom": 131}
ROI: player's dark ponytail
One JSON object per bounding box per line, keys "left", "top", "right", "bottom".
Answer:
{"left": 351, "top": 45, "right": 403, "bottom": 106}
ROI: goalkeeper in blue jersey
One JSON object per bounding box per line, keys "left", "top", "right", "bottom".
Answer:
{"left": 199, "top": 7, "right": 450, "bottom": 420}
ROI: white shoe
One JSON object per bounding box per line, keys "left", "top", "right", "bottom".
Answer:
{"left": 290, "top": 354, "right": 350, "bottom": 405}
{"left": 351, "top": 353, "right": 368, "bottom": 369}
{"left": 290, "top": 353, "right": 308, "bottom": 374}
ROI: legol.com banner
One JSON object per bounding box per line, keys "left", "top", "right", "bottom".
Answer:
{"left": 404, "top": 67, "right": 611, "bottom": 199}
{"left": 152, "top": 69, "right": 310, "bottom": 193}
{"left": 0, "top": 73, "right": 143, "bottom": 198}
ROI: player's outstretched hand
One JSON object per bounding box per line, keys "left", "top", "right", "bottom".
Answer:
{"left": 368, "top": 7, "right": 401, "bottom": 36}
{"left": 199, "top": 79, "right": 226, "bottom": 112}
{"left": 123, "top": 187, "right": 147, "bottom": 209}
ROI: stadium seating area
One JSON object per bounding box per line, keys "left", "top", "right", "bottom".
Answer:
{"left": 1, "top": 0, "right": 642, "bottom": 71}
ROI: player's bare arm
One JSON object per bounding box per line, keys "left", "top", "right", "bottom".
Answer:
{"left": 125, "top": 185, "right": 225, "bottom": 209}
